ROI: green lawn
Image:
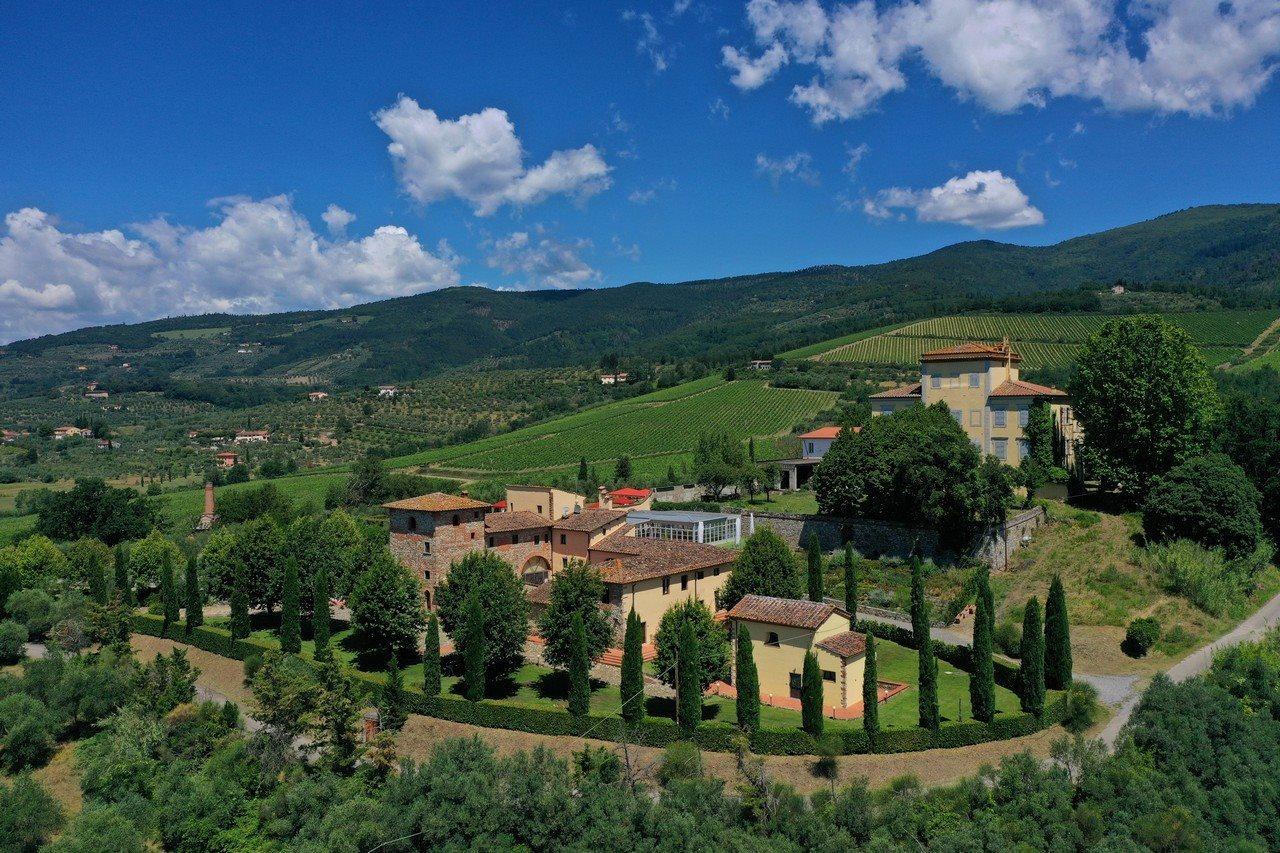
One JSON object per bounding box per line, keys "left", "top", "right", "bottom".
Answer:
{"left": 724, "top": 490, "right": 819, "bottom": 515}
{"left": 225, "top": 612, "right": 1030, "bottom": 733}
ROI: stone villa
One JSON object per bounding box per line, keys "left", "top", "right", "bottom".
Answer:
{"left": 870, "top": 341, "right": 1079, "bottom": 467}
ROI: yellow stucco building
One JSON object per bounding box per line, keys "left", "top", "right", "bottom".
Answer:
{"left": 870, "top": 341, "right": 1079, "bottom": 467}
{"left": 728, "top": 594, "right": 866, "bottom": 711}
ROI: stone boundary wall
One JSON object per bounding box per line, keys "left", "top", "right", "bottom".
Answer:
{"left": 734, "top": 505, "right": 1045, "bottom": 571}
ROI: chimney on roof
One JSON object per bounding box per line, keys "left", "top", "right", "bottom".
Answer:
{"left": 574, "top": 503, "right": 582, "bottom": 514}
{"left": 598, "top": 485, "right": 611, "bottom": 510}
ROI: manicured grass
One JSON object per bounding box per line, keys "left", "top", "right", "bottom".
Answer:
{"left": 724, "top": 490, "right": 819, "bottom": 515}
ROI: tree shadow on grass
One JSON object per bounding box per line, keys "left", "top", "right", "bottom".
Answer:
{"left": 645, "top": 696, "right": 723, "bottom": 722}
{"left": 446, "top": 677, "right": 521, "bottom": 701}
{"left": 530, "top": 670, "right": 609, "bottom": 700}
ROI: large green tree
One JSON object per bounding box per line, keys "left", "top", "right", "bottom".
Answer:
{"left": 184, "top": 554, "right": 202, "bottom": 634}
{"left": 862, "top": 633, "right": 879, "bottom": 747}
{"left": 619, "top": 609, "right": 645, "bottom": 726}
{"left": 538, "top": 562, "right": 613, "bottom": 671}
{"left": 226, "top": 517, "right": 286, "bottom": 613}
{"left": 918, "top": 607, "right": 939, "bottom": 731}
{"left": 801, "top": 650, "right": 824, "bottom": 737}
{"left": 1020, "top": 597, "right": 1046, "bottom": 717}
{"left": 721, "top": 527, "right": 801, "bottom": 609}
{"left": 312, "top": 562, "right": 332, "bottom": 661}
{"left": 279, "top": 556, "right": 301, "bottom": 654}
{"left": 1142, "top": 454, "right": 1262, "bottom": 559}
{"left": 32, "top": 478, "right": 158, "bottom": 545}
{"left": 812, "top": 403, "right": 1004, "bottom": 544}
{"left": 675, "top": 617, "right": 701, "bottom": 733}
{"left": 422, "top": 613, "right": 442, "bottom": 697}
{"left": 461, "top": 594, "right": 486, "bottom": 702}
{"left": 567, "top": 612, "right": 591, "bottom": 717}
{"left": 1043, "top": 574, "right": 1072, "bottom": 691}
{"left": 436, "top": 551, "right": 529, "bottom": 684}
{"left": 349, "top": 550, "right": 426, "bottom": 660}
{"left": 734, "top": 627, "right": 760, "bottom": 732}
{"left": 909, "top": 555, "right": 927, "bottom": 646}
{"left": 805, "top": 533, "right": 824, "bottom": 603}
{"left": 969, "top": 565, "right": 996, "bottom": 723}
{"left": 1070, "top": 316, "right": 1220, "bottom": 493}
{"left": 654, "top": 598, "right": 729, "bottom": 693}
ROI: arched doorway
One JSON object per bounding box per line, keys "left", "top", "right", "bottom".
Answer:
{"left": 521, "top": 555, "right": 551, "bottom": 587}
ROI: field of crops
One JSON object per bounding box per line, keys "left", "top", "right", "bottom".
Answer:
{"left": 815, "top": 310, "right": 1278, "bottom": 369}
{"left": 405, "top": 379, "right": 838, "bottom": 473}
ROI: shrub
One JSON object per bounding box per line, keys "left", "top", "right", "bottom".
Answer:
{"left": 994, "top": 621, "right": 1022, "bottom": 658}
{"left": 5, "top": 588, "right": 54, "bottom": 639}
{"left": 0, "top": 774, "right": 64, "bottom": 851}
{"left": 1143, "top": 454, "right": 1261, "bottom": 559}
{"left": 1061, "top": 681, "right": 1100, "bottom": 734}
{"left": 2, "top": 713, "right": 57, "bottom": 771}
{"left": 1144, "top": 539, "right": 1244, "bottom": 616}
{"left": 657, "top": 741, "right": 703, "bottom": 784}
{"left": 0, "top": 619, "right": 28, "bottom": 664}
{"left": 1124, "top": 617, "right": 1161, "bottom": 658}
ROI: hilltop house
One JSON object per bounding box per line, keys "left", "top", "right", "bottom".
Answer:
{"left": 234, "top": 429, "right": 270, "bottom": 444}
{"left": 870, "top": 341, "right": 1079, "bottom": 468}
{"left": 387, "top": 486, "right": 736, "bottom": 642}
{"left": 53, "top": 426, "right": 91, "bottom": 439}
{"left": 215, "top": 451, "right": 240, "bottom": 469}
{"left": 728, "top": 594, "right": 868, "bottom": 713}
{"left": 377, "top": 385, "right": 400, "bottom": 398}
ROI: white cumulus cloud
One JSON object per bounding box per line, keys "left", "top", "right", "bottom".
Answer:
{"left": 373, "top": 96, "right": 612, "bottom": 216}
{"left": 321, "top": 204, "right": 356, "bottom": 236}
{"left": 866, "top": 170, "right": 1045, "bottom": 229}
{"left": 756, "top": 151, "right": 821, "bottom": 186}
{"left": 484, "top": 231, "right": 601, "bottom": 290}
{"left": 723, "top": 0, "right": 1280, "bottom": 123}
{"left": 0, "top": 196, "right": 460, "bottom": 343}
{"left": 723, "top": 42, "right": 790, "bottom": 89}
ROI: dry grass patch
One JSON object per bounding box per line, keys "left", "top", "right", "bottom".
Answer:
{"left": 394, "top": 712, "right": 1067, "bottom": 794}
{"left": 130, "top": 634, "right": 252, "bottom": 703}
{"left": 32, "top": 743, "right": 83, "bottom": 817}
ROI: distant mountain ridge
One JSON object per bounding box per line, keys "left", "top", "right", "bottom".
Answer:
{"left": 6, "top": 203, "right": 1278, "bottom": 392}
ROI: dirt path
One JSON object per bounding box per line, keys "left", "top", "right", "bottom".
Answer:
{"left": 1241, "top": 314, "right": 1280, "bottom": 358}
{"left": 1099, "top": 586, "right": 1280, "bottom": 747}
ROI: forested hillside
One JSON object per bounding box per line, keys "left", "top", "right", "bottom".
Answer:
{"left": 2, "top": 204, "right": 1277, "bottom": 397}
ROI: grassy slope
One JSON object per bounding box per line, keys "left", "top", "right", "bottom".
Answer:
{"left": 997, "top": 500, "right": 1280, "bottom": 677}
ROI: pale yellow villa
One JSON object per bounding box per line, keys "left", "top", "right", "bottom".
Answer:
{"left": 870, "top": 340, "right": 1080, "bottom": 467}
{"left": 727, "top": 594, "right": 867, "bottom": 713}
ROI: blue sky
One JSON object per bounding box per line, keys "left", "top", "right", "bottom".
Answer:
{"left": 1, "top": 0, "right": 1279, "bottom": 341}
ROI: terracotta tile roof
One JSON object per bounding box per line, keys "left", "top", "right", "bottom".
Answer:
{"left": 727, "top": 594, "right": 836, "bottom": 630}
{"left": 920, "top": 341, "right": 1022, "bottom": 363}
{"left": 592, "top": 533, "right": 735, "bottom": 582}
{"left": 553, "top": 508, "right": 629, "bottom": 532}
{"left": 382, "top": 492, "right": 492, "bottom": 512}
{"left": 484, "top": 510, "right": 551, "bottom": 533}
{"left": 799, "top": 426, "right": 843, "bottom": 439}
{"left": 525, "top": 581, "right": 553, "bottom": 606}
{"left": 868, "top": 382, "right": 922, "bottom": 399}
{"left": 816, "top": 630, "right": 866, "bottom": 659}
{"left": 988, "top": 378, "right": 1068, "bottom": 398}
{"left": 611, "top": 487, "right": 651, "bottom": 498}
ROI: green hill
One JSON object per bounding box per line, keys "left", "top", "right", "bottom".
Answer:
{"left": 4, "top": 204, "right": 1278, "bottom": 399}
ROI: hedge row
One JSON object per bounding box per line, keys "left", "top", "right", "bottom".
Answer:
{"left": 132, "top": 613, "right": 1064, "bottom": 756}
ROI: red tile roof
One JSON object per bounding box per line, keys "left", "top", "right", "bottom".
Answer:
{"left": 484, "top": 511, "right": 551, "bottom": 533}
{"left": 611, "top": 487, "right": 651, "bottom": 498}
{"left": 868, "top": 382, "right": 922, "bottom": 399}
{"left": 727, "top": 594, "right": 837, "bottom": 630}
{"left": 553, "top": 508, "right": 629, "bottom": 532}
{"left": 799, "top": 426, "right": 843, "bottom": 440}
{"left": 920, "top": 341, "right": 1022, "bottom": 363}
{"left": 383, "top": 492, "right": 492, "bottom": 512}
{"left": 816, "top": 630, "right": 867, "bottom": 659}
{"left": 988, "top": 378, "right": 1068, "bottom": 398}
{"left": 592, "top": 532, "right": 735, "bottom": 581}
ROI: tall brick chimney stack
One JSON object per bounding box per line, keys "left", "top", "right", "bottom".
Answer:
{"left": 598, "top": 485, "right": 611, "bottom": 510}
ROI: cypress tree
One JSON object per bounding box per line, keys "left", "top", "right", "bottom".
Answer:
{"left": 184, "top": 554, "right": 202, "bottom": 633}
{"left": 114, "top": 544, "right": 134, "bottom": 606}
{"left": 380, "top": 655, "right": 407, "bottom": 731}
{"left": 1044, "top": 574, "right": 1073, "bottom": 690}
{"left": 619, "top": 608, "right": 645, "bottom": 725}
{"left": 969, "top": 565, "right": 996, "bottom": 723}
{"left": 862, "top": 633, "right": 879, "bottom": 748}
{"left": 160, "top": 550, "right": 180, "bottom": 634}
{"left": 280, "top": 556, "right": 301, "bottom": 654}
{"left": 463, "top": 594, "right": 486, "bottom": 702}
{"left": 578, "top": 457, "right": 589, "bottom": 482}
{"left": 801, "top": 650, "right": 824, "bottom": 737}
{"left": 567, "top": 611, "right": 591, "bottom": 717}
{"left": 87, "top": 548, "right": 108, "bottom": 605}
{"left": 843, "top": 544, "right": 857, "bottom": 630}
{"left": 229, "top": 582, "right": 250, "bottom": 640}
{"left": 676, "top": 617, "right": 701, "bottom": 733}
{"left": 909, "top": 554, "right": 927, "bottom": 646}
{"left": 917, "top": 605, "right": 940, "bottom": 731}
{"left": 806, "top": 532, "right": 825, "bottom": 602}
{"left": 312, "top": 564, "right": 332, "bottom": 662}
{"left": 735, "top": 627, "right": 760, "bottom": 732}
{"left": 422, "top": 613, "right": 442, "bottom": 697}
{"left": 1020, "top": 597, "right": 1046, "bottom": 716}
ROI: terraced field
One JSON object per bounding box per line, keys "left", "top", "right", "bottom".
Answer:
{"left": 396, "top": 378, "right": 839, "bottom": 473}
{"left": 812, "top": 310, "right": 1277, "bottom": 369}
